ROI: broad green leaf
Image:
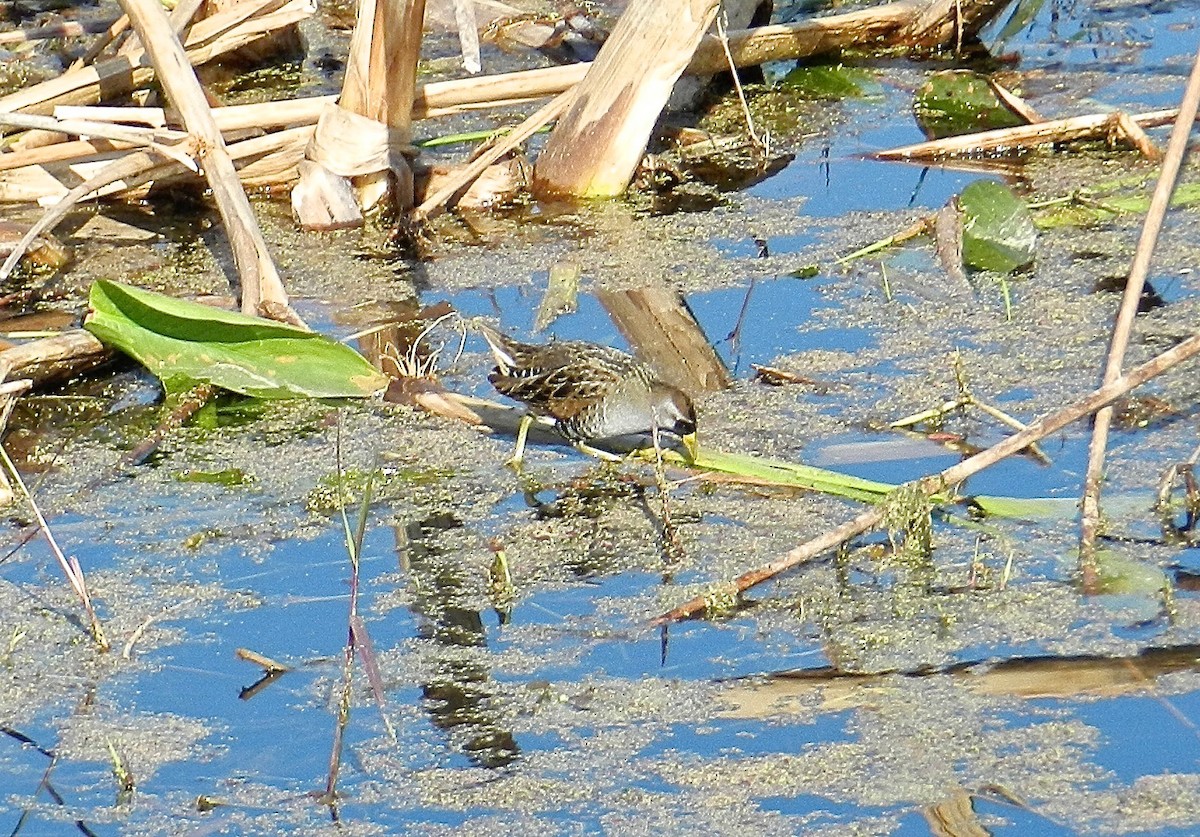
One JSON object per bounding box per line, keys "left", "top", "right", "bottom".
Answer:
{"left": 1094, "top": 550, "right": 1170, "bottom": 597}
{"left": 781, "top": 63, "right": 878, "bottom": 100}
{"left": 84, "top": 280, "right": 388, "bottom": 399}
{"left": 914, "top": 70, "right": 1027, "bottom": 139}
{"left": 959, "top": 180, "right": 1037, "bottom": 273}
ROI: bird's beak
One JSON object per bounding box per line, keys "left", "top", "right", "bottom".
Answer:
{"left": 681, "top": 431, "right": 699, "bottom": 462}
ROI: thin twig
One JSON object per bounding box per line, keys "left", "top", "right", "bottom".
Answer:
{"left": 0, "top": 425, "right": 109, "bottom": 651}
{"left": 1079, "top": 41, "right": 1200, "bottom": 581}
{"left": 715, "top": 10, "right": 767, "bottom": 158}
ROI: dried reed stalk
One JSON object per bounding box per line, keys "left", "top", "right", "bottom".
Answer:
{"left": 0, "top": 18, "right": 122, "bottom": 46}
{"left": 875, "top": 108, "right": 1190, "bottom": 160}
{"left": 0, "top": 0, "right": 312, "bottom": 116}
{"left": 1078, "top": 43, "right": 1200, "bottom": 577}
{"left": 117, "top": 0, "right": 297, "bottom": 322}
{"left": 532, "top": 0, "right": 720, "bottom": 198}
{"left": 294, "top": 0, "right": 425, "bottom": 227}
{"left": 0, "top": 0, "right": 1005, "bottom": 207}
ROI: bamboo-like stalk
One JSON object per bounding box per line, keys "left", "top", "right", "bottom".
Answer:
{"left": 294, "top": 0, "right": 425, "bottom": 227}
{"left": 116, "top": 0, "right": 297, "bottom": 322}
{"left": 1078, "top": 43, "right": 1200, "bottom": 578}
{"left": 0, "top": 112, "right": 188, "bottom": 148}
{"left": 0, "top": 18, "right": 122, "bottom": 46}
{"left": 0, "top": 330, "right": 111, "bottom": 386}
{"left": 651, "top": 324, "right": 1200, "bottom": 625}
{"left": 875, "top": 108, "right": 1189, "bottom": 160}
{"left": 597, "top": 287, "right": 731, "bottom": 394}
{"left": 532, "top": 0, "right": 721, "bottom": 198}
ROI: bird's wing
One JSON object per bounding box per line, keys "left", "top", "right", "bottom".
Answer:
{"left": 489, "top": 343, "right": 628, "bottom": 421}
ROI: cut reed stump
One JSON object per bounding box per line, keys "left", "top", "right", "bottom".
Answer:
{"left": 597, "top": 287, "right": 730, "bottom": 394}
{"left": 532, "top": 0, "right": 721, "bottom": 199}
{"left": 293, "top": 0, "right": 425, "bottom": 230}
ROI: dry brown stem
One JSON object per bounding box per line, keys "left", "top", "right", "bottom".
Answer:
{"left": 412, "top": 89, "right": 572, "bottom": 222}
{"left": 117, "top": 0, "right": 297, "bottom": 322}
{"left": 532, "top": 0, "right": 721, "bottom": 198}
{"left": 294, "top": 0, "right": 424, "bottom": 227}
{"left": 0, "top": 330, "right": 111, "bottom": 387}
{"left": 1078, "top": 43, "right": 1200, "bottom": 578}
{"left": 651, "top": 327, "right": 1200, "bottom": 625}
{"left": 597, "top": 287, "right": 731, "bottom": 394}
{"left": 875, "top": 107, "right": 1190, "bottom": 160}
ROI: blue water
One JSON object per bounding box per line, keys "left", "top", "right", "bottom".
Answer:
{"left": 5, "top": 1, "right": 1200, "bottom": 835}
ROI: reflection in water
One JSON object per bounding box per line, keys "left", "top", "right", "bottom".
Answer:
{"left": 397, "top": 513, "right": 519, "bottom": 769}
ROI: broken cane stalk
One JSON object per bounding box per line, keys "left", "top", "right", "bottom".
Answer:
{"left": 116, "top": 0, "right": 298, "bottom": 323}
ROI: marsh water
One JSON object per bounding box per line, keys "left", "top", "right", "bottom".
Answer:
{"left": 3, "top": 0, "right": 1200, "bottom": 834}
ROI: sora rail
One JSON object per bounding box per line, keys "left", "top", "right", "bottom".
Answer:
{"left": 478, "top": 324, "right": 698, "bottom": 467}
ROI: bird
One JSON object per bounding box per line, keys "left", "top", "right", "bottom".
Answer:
{"left": 476, "top": 323, "right": 698, "bottom": 468}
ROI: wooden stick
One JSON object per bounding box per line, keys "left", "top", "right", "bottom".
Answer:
{"left": 116, "top": 0, "right": 297, "bottom": 322}
{"left": 0, "top": 330, "right": 111, "bottom": 388}
{"left": 0, "top": 112, "right": 188, "bottom": 147}
{"left": 1079, "top": 43, "right": 1200, "bottom": 573}
{"left": 651, "top": 325, "right": 1200, "bottom": 625}
{"left": 71, "top": 14, "right": 131, "bottom": 69}
{"left": 875, "top": 108, "right": 1188, "bottom": 160}
{"left": 0, "top": 18, "right": 122, "bottom": 45}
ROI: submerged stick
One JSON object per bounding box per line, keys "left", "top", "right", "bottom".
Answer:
{"left": 651, "top": 327, "right": 1200, "bottom": 625}
{"left": 1079, "top": 42, "right": 1200, "bottom": 574}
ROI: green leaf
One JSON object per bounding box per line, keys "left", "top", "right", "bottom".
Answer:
{"left": 1034, "top": 182, "right": 1200, "bottom": 229}
{"left": 781, "top": 63, "right": 878, "bottom": 100}
{"left": 959, "top": 180, "right": 1037, "bottom": 273}
{"left": 914, "top": 70, "right": 1027, "bottom": 139}
{"left": 969, "top": 495, "right": 1079, "bottom": 520}
{"left": 84, "top": 280, "right": 388, "bottom": 399}
{"left": 1094, "top": 550, "right": 1170, "bottom": 597}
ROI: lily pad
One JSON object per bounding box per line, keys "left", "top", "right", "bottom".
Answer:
{"left": 84, "top": 280, "right": 389, "bottom": 399}
{"left": 959, "top": 180, "right": 1037, "bottom": 273}
{"left": 914, "top": 70, "right": 1027, "bottom": 139}
{"left": 781, "top": 63, "right": 878, "bottom": 100}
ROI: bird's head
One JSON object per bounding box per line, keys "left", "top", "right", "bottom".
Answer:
{"left": 652, "top": 384, "right": 699, "bottom": 461}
